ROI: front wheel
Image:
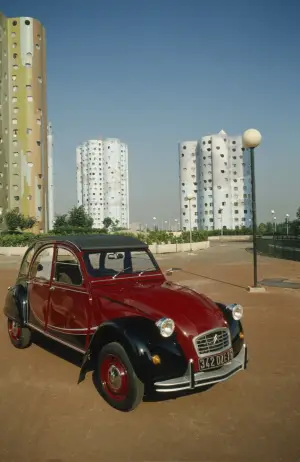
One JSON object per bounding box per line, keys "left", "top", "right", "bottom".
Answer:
{"left": 7, "top": 319, "right": 32, "bottom": 349}
{"left": 94, "top": 342, "right": 144, "bottom": 412}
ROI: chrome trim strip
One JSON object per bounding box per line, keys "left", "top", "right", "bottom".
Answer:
{"left": 46, "top": 324, "right": 98, "bottom": 333}
{"left": 27, "top": 323, "right": 85, "bottom": 354}
{"left": 192, "top": 327, "right": 232, "bottom": 358}
{"left": 50, "top": 284, "right": 88, "bottom": 294}
{"left": 154, "top": 344, "right": 246, "bottom": 393}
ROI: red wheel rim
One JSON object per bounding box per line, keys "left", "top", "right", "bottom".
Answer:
{"left": 100, "top": 354, "right": 129, "bottom": 402}
{"left": 8, "top": 320, "right": 21, "bottom": 341}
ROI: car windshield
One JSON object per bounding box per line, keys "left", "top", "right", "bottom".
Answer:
{"left": 83, "top": 249, "right": 159, "bottom": 278}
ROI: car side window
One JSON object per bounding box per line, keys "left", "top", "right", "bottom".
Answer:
{"left": 30, "top": 247, "right": 54, "bottom": 282}
{"left": 19, "top": 246, "right": 35, "bottom": 277}
{"left": 54, "top": 247, "right": 83, "bottom": 286}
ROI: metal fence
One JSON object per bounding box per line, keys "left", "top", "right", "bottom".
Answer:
{"left": 257, "top": 235, "right": 300, "bottom": 261}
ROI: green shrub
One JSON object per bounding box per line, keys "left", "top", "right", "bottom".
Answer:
{"left": 0, "top": 232, "right": 37, "bottom": 247}
{"left": 49, "top": 226, "right": 108, "bottom": 235}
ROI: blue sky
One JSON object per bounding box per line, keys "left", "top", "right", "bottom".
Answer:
{"left": 4, "top": 0, "right": 300, "bottom": 225}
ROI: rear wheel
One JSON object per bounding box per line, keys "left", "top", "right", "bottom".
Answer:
{"left": 95, "top": 342, "right": 144, "bottom": 412}
{"left": 7, "top": 319, "right": 32, "bottom": 349}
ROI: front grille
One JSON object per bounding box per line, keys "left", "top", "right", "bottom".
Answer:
{"left": 193, "top": 328, "right": 231, "bottom": 357}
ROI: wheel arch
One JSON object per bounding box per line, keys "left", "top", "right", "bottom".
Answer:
{"left": 4, "top": 284, "right": 28, "bottom": 326}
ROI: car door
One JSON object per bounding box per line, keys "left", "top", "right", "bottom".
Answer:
{"left": 47, "top": 245, "right": 90, "bottom": 352}
{"left": 28, "top": 245, "right": 55, "bottom": 330}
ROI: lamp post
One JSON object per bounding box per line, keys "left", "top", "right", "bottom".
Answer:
{"left": 174, "top": 218, "right": 179, "bottom": 231}
{"left": 271, "top": 210, "right": 276, "bottom": 233}
{"left": 185, "top": 194, "right": 196, "bottom": 251}
{"left": 153, "top": 216, "right": 156, "bottom": 231}
{"left": 286, "top": 214, "right": 290, "bottom": 236}
{"left": 242, "top": 128, "right": 262, "bottom": 288}
{"left": 164, "top": 220, "right": 168, "bottom": 231}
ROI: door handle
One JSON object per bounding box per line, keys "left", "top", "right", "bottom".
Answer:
{"left": 49, "top": 286, "right": 55, "bottom": 291}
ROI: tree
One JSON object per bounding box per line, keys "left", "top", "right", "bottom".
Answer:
{"left": 258, "top": 223, "right": 267, "bottom": 235}
{"left": 5, "top": 209, "right": 36, "bottom": 231}
{"left": 20, "top": 215, "right": 37, "bottom": 230}
{"left": 68, "top": 206, "right": 93, "bottom": 228}
{"left": 296, "top": 207, "right": 300, "bottom": 221}
{"left": 103, "top": 217, "right": 113, "bottom": 229}
{"left": 53, "top": 214, "right": 68, "bottom": 230}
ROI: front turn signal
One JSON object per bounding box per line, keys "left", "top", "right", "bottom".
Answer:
{"left": 152, "top": 355, "right": 161, "bottom": 365}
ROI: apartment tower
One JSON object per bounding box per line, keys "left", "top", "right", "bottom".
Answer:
{"left": 76, "top": 138, "right": 129, "bottom": 229}
{"left": 179, "top": 130, "right": 252, "bottom": 231}
{"left": 0, "top": 13, "right": 48, "bottom": 231}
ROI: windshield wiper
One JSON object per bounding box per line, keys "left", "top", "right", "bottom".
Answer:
{"left": 112, "top": 267, "right": 132, "bottom": 279}
{"left": 138, "top": 267, "right": 156, "bottom": 276}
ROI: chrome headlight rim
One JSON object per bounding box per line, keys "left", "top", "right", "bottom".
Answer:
{"left": 226, "top": 303, "right": 243, "bottom": 321}
{"left": 155, "top": 317, "right": 175, "bottom": 337}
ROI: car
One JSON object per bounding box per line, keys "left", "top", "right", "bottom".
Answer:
{"left": 3, "top": 234, "right": 248, "bottom": 412}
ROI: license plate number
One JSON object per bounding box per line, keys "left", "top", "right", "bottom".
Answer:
{"left": 199, "top": 348, "right": 233, "bottom": 371}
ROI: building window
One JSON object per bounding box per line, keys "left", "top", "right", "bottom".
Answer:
{"left": 27, "top": 96, "right": 33, "bottom": 102}
{"left": 12, "top": 20, "right": 18, "bottom": 26}
{"left": 13, "top": 86, "right": 18, "bottom": 92}
{"left": 36, "top": 43, "right": 40, "bottom": 50}
{"left": 37, "top": 76, "right": 42, "bottom": 83}
{"left": 13, "top": 107, "right": 19, "bottom": 114}
{"left": 12, "top": 119, "right": 17, "bottom": 125}
{"left": 25, "top": 20, "right": 31, "bottom": 26}
{"left": 28, "top": 162, "right": 33, "bottom": 167}
{"left": 12, "top": 43, "right": 17, "bottom": 48}
{"left": 13, "top": 53, "right": 17, "bottom": 59}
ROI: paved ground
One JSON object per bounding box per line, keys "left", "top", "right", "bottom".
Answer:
{"left": 1, "top": 243, "right": 300, "bottom": 462}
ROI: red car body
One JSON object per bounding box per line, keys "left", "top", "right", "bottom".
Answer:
{"left": 3, "top": 234, "right": 247, "bottom": 412}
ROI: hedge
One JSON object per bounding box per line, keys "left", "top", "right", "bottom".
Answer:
{"left": 0, "top": 227, "right": 252, "bottom": 247}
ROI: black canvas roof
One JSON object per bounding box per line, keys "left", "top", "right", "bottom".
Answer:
{"left": 37, "top": 234, "right": 148, "bottom": 251}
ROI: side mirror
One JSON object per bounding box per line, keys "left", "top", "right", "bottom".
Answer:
{"left": 37, "top": 263, "right": 43, "bottom": 272}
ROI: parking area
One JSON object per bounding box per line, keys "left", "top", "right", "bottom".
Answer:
{"left": 0, "top": 243, "right": 300, "bottom": 462}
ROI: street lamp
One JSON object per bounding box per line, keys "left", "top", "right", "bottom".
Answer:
{"left": 174, "top": 218, "right": 179, "bottom": 232}
{"left": 286, "top": 214, "right": 290, "bottom": 236}
{"left": 242, "top": 128, "right": 262, "bottom": 288}
{"left": 185, "top": 194, "right": 196, "bottom": 251}
{"left": 153, "top": 216, "right": 156, "bottom": 231}
{"left": 271, "top": 210, "right": 276, "bottom": 233}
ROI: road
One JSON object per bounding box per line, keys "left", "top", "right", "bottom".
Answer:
{"left": 0, "top": 243, "right": 300, "bottom": 462}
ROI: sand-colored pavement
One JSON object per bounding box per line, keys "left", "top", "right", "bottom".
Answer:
{"left": 0, "top": 243, "right": 300, "bottom": 462}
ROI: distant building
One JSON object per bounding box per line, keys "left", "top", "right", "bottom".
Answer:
{"left": 76, "top": 138, "right": 129, "bottom": 229}
{"left": 179, "top": 130, "right": 252, "bottom": 231}
{"left": 0, "top": 13, "right": 49, "bottom": 231}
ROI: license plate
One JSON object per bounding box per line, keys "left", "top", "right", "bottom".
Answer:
{"left": 199, "top": 348, "right": 234, "bottom": 371}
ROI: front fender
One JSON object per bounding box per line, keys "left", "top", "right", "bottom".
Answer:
{"left": 215, "top": 302, "right": 244, "bottom": 357}
{"left": 3, "top": 284, "right": 28, "bottom": 326}
{"left": 78, "top": 316, "right": 188, "bottom": 386}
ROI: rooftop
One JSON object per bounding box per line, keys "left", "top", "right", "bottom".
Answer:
{"left": 38, "top": 234, "right": 148, "bottom": 251}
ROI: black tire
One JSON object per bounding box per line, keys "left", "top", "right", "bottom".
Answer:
{"left": 94, "top": 342, "right": 144, "bottom": 412}
{"left": 7, "top": 319, "right": 32, "bottom": 349}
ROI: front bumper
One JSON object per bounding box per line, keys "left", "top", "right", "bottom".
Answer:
{"left": 154, "top": 343, "right": 248, "bottom": 393}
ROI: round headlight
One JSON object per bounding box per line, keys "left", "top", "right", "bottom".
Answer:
{"left": 156, "top": 317, "right": 175, "bottom": 337}
{"left": 226, "top": 303, "right": 244, "bottom": 321}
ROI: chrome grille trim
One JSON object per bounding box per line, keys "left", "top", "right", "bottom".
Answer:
{"left": 193, "top": 327, "right": 231, "bottom": 358}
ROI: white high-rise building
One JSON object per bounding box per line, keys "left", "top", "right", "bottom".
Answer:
{"left": 76, "top": 138, "right": 129, "bottom": 229}
{"left": 179, "top": 130, "right": 252, "bottom": 231}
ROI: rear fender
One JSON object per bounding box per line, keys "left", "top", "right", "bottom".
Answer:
{"left": 3, "top": 284, "right": 28, "bottom": 326}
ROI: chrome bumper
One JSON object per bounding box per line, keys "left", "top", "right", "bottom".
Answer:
{"left": 154, "top": 343, "right": 248, "bottom": 393}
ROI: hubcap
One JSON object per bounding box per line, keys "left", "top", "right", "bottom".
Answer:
{"left": 8, "top": 320, "right": 21, "bottom": 341}
{"left": 108, "top": 365, "right": 122, "bottom": 391}
{"left": 100, "top": 354, "right": 129, "bottom": 401}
